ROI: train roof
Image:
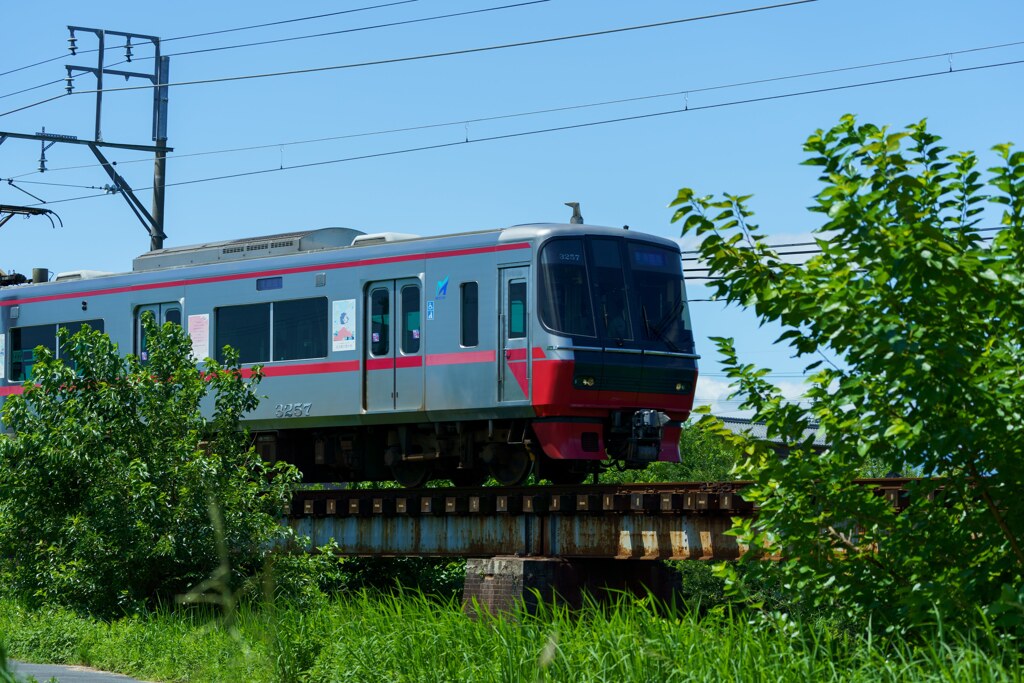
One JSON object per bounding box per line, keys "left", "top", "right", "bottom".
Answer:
{"left": 0, "top": 222, "right": 680, "bottom": 298}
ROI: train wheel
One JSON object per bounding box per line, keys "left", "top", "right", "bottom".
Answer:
{"left": 391, "top": 460, "right": 432, "bottom": 488}
{"left": 451, "top": 467, "right": 489, "bottom": 487}
{"left": 488, "top": 447, "right": 533, "bottom": 486}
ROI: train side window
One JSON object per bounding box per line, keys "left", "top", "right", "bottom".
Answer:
{"left": 58, "top": 320, "right": 104, "bottom": 366}
{"left": 460, "top": 282, "right": 478, "bottom": 347}
{"left": 10, "top": 324, "right": 56, "bottom": 381}
{"left": 509, "top": 281, "right": 526, "bottom": 339}
{"left": 216, "top": 303, "right": 270, "bottom": 364}
{"left": 370, "top": 288, "right": 389, "bottom": 356}
{"left": 136, "top": 304, "right": 181, "bottom": 363}
{"left": 273, "top": 298, "right": 327, "bottom": 361}
{"left": 10, "top": 319, "right": 104, "bottom": 380}
{"left": 401, "top": 285, "right": 420, "bottom": 354}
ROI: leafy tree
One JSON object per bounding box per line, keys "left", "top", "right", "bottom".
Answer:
{"left": 671, "top": 116, "right": 1024, "bottom": 630}
{"left": 0, "top": 317, "right": 299, "bottom": 616}
{"left": 601, "top": 421, "right": 741, "bottom": 484}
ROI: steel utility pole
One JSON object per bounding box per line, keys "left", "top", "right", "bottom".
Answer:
{"left": 0, "top": 27, "right": 173, "bottom": 251}
{"left": 66, "top": 26, "right": 171, "bottom": 250}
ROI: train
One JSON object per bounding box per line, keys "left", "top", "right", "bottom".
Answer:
{"left": 0, "top": 220, "right": 699, "bottom": 486}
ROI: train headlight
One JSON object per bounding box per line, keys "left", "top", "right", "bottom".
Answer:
{"left": 576, "top": 376, "right": 596, "bottom": 388}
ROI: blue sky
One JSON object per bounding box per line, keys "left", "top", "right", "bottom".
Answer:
{"left": 1, "top": 0, "right": 1022, "bottom": 414}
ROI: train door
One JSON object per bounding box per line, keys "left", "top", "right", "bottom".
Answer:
{"left": 499, "top": 266, "right": 530, "bottom": 402}
{"left": 364, "top": 278, "right": 424, "bottom": 412}
{"left": 135, "top": 302, "right": 182, "bottom": 362}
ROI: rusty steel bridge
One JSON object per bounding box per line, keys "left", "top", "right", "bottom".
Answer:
{"left": 288, "top": 479, "right": 915, "bottom": 561}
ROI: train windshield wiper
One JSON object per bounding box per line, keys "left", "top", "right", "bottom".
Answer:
{"left": 644, "top": 301, "right": 683, "bottom": 353}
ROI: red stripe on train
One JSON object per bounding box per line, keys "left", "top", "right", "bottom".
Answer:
{"left": 427, "top": 350, "right": 496, "bottom": 365}
{"left": 240, "top": 360, "right": 361, "bottom": 378}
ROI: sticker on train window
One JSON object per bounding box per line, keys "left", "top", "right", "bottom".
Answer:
{"left": 332, "top": 299, "right": 356, "bottom": 352}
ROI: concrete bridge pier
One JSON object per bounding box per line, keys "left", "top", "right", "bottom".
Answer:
{"left": 462, "top": 556, "right": 679, "bottom": 616}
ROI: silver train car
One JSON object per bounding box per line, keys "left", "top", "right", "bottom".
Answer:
{"left": 0, "top": 222, "right": 699, "bottom": 486}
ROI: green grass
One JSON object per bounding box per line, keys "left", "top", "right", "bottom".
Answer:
{"left": 0, "top": 593, "right": 1020, "bottom": 683}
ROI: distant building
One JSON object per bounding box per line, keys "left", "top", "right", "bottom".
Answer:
{"left": 714, "top": 416, "right": 829, "bottom": 455}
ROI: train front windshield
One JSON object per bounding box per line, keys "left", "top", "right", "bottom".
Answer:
{"left": 538, "top": 237, "right": 693, "bottom": 352}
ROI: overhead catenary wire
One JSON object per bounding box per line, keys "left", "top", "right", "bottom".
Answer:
{"left": 18, "top": 55, "right": 1024, "bottom": 208}
{"left": 1, "top": 0, "right": 817, "bottom": 111}
{"left": 10, "top": 36, "right": 1023, "bottom": 180}
{"left": 0, "top": 0, "right": 425, "bottom": 80}
{"left": 680, "top": 226, "right": 1008, "bottom": 256}
{"left": 11, "top": 1, "right": 551, "bottom": 103}
{"left": 4, "top": 177, "right": 109, "bottom": 190}
{"left": 157, "top": 1, "right": 552, "bottom": 60}
{"left": 0, "top": 78, "right": 65, "bottom": 101}
{"left": 0, "top": 1, "right": 547, "bottom": 111}
{"left": 162, "top": 0, "right": 422, "bottom": 42}
{"left": 682, "top": 230, "right": 1003, "bottom": 271}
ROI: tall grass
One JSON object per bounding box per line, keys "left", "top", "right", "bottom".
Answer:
{"left": 0, "top": 593, "right": 1020, "bottom": 682}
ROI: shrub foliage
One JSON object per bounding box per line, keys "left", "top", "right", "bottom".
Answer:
{"left": 671, "top": 116, "right": 1024, "bottom": 629}
{"left": 0, "top": 317, "right": 299, "bottom": 616}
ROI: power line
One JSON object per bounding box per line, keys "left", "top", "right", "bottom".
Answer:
{"left": 0, "top": 54, "right": 68, "bottom": 80}
{"left": 0, "top": 0, "right": 424, "bottom": 80}
{"left": 681, "top": 226, "right": 1008, "bottom": 256}
{"left": 162, "top": 1, "right": 551, "bottom": 60}
{"left": 682, "top": 229, "right": 1003, "bottom": 270}
{"left": 14, "top": 36, "right": 1022, "bottom": 181}
{"left": 0, "top": 92, "right": 68, "bottom": 118}
{"left": 0, "top": 79, "right": 64, "bottom": 101}
{"left": 164, "top": 0, "right": 422, "bottom": 42}
{"left": 18, "top": 55, "right": 1024, "bottom": 207}
{"left": 3, "top": 177, "right": 108, "bottom": 190}
{"left": 22, "top": 1, "right": 817, "bottom": 102}
{"left": 92, "top": 1, "right": 550, "bottom": 73}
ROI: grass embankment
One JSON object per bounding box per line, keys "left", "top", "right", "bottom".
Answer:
{"left": 0, "top": 593, "right": 1020, "bottom": 683}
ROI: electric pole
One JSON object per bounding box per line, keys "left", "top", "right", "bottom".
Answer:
{"left": 0, "top": 26, "right": 173, "bottom": 251}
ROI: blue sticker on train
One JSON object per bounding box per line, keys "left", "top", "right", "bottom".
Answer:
{"left": 436, "top": 276, "right": 449, "bottom": 299}
{"left": 426, "top": 300, "right": 435, "bottom": 321}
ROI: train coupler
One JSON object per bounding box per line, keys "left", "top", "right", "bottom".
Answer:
{"left": 623, "top": 409, "right": 666, "bottom": 467}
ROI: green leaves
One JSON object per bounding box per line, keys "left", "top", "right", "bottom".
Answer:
{"left": 673, "top": 116, "right": 1024, "bottom": 632}
{"left": 0, "top": 317, "right": 299, "bottom": 616}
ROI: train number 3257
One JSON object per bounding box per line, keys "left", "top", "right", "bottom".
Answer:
{"left": 275, "top": 402, "right": 313, "bottom": 418}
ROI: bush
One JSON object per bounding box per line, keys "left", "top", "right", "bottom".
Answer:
{"left": 0, "top": 317, "right": 300, "bottom": 616}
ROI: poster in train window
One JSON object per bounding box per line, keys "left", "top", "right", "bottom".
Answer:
{"left": 0, "top": 333, "right": 5, "bottom": 380}
{"left": 188, "top": 314, "right": 210, "bottom": 361}
{"left": 332, "top": 299, "right": 356, "bottom": 352}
